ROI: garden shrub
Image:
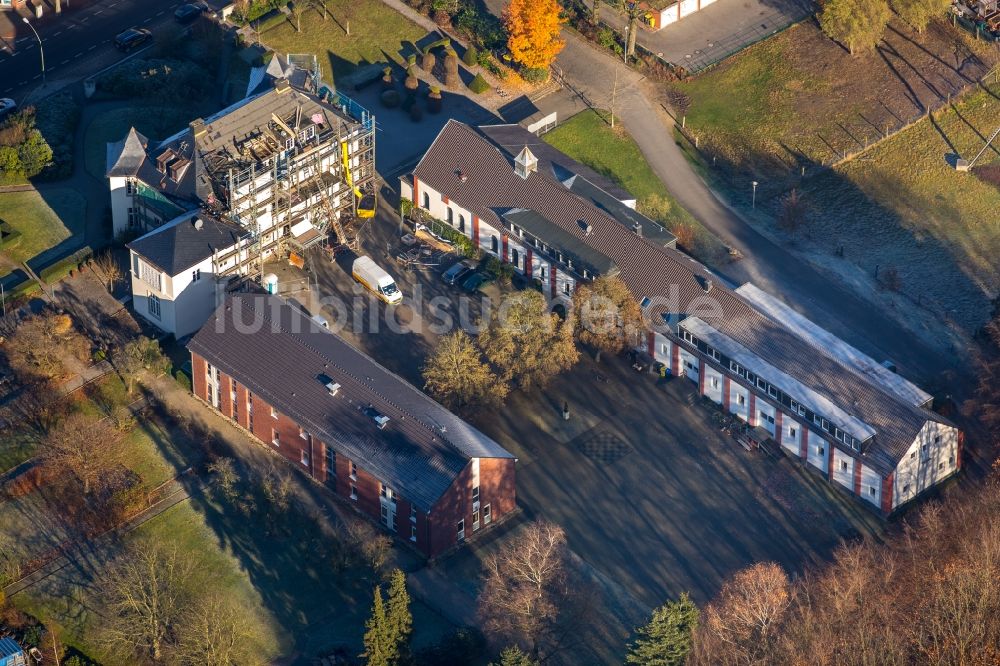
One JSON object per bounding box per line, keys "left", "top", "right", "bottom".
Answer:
{"left": 39, "top": 247, "right": 94, "bottom": 284}
{"left": 174, "top": 368, "right": 193, "bottom": 392}
{"left": 522, "top": 67, "right": 549, "bottom": 84}
{"left": 462, "top": 45, "right": 478, "bottom": 67}
{"left": 410, "top": 103, "right": 424, "bottom": 122}
{"left": 468, "top": 73, "right": 490, "bottom": 94}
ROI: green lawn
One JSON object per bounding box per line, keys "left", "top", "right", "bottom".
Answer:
{"left": 12, "top": 502, "right": 288, "bottom": 666}
{"left": 84, "top": 105, "right": 210, "bottom": 180}
{"left": 259, "top": 1, "right": 428, "bottom": 82}
{"left": 793, "top": 84, "right": 1000, "bottom": 331}
{"left": 0, "top": 189, "right": 86, "bottom": 277}
{"left": 543, "top": 109, "right": 728, "bottom": 262}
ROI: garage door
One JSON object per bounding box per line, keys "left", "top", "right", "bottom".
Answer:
{"left": 680, "top": 0, "right": 698, "bottom": 18}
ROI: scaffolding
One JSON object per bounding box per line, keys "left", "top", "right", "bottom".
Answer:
{"left": 199, "top": 84, "right": 376, "bottom": 284}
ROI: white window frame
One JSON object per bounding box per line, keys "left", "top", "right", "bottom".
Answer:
{"left": 300, "top": 450, "right": 309, "bottom": 467}
{"left": 457, "top": 519, "right": 465, "bottom": 541}
{"left": 147, "top": 291, "right": 161, "bottom": 319}
{"left": 483, "top": 503, "right": 492, "bottom": 525}
{"left": 272, "top": 429, "right": 280, "bottom": 447}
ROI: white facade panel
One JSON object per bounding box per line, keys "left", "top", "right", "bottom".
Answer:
{"left": 757, "top": 400, "right": 776, "bottom": 435}
{"left": 780, "top": 415, "right": 801, "bottom": 455}
{"left": 679, "top": 0, "right": 698, "bottom": 17}
{"left": 893, "top": 421, "right": 960, "bottom": 509}
{"left": 806, "top": 434, "right": 829, "bottom": 474}
{"left": 652, "top": 332, "right": 672, "bottom": 367}
{"left": 703, "top": 365, "right": 723, "bottom": 404}
{"left": 831, "top": 447, "right": 854, "bottom": 490}
{"left": 729, "top": 382, "right": 749, "bottom": 421}
{"left": 860, "top": 464, "right": 882, "bottom": 507}
{"left": 679, "top": 349, "right": 699, "bottom": 384}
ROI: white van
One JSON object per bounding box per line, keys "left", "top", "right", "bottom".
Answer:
{"left": 352, "top": 256, "right": 403, "bottom": 304}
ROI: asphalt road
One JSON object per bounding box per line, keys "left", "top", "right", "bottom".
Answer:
{"left": 0, "top": 0, "right": 216, "bottom": 103}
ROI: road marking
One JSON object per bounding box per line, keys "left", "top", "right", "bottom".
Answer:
{"left": 88, "top": 44, "right": 97, "bottom": 50}
{"left": 94, "top": 9, "right": 104, "bottom": 14}
{"left": 142, "top": 17, "right": 152, "bottom": 23}
{"left": 2, "top": 89, "right": 11, "bottom": 94}
{"left": 74, "top": 53, "right": 83, "bottom": 59}
{"left": 60, "top": 59, "right": 70, "bottom": 65}
{"left": 52, "top": 31, "right": 63, "bottom": 36}
{"left": 156, "top": 10, "right": 166, "bottom": 15}
{"left": 32, "top": 74, "right": 40, "bottom": 80}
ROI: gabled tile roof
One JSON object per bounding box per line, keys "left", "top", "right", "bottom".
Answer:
{"left": 412, "top": 120, "right": 953, "bottom": 475}
{"left": 188, "top": 294, "right": 514, "bottom": 511}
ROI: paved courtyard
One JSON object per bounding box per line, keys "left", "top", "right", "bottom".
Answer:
{"left": 600, "top": 0, "right": 815, "bottom": 72}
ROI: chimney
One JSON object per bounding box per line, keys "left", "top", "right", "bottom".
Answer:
{"left": 703, "top": 278, "right": 713, "bottom": 293}
{"left": 633, "top": 222, "right": 642, "bottom": 237}
{"left": 189, "top": 118, "right": 207, "bottom": 138}
{"left": 274, "top": 77, "right": 291, "bottom": 94}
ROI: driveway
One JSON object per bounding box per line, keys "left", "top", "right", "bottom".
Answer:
{"left": 599, "top": 0, "right": 815, "bottom": 72}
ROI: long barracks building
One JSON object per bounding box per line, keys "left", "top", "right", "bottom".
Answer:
{"left": 401, "top": 120, "right": 962, "bottom": 514}
{"left": 188, "top": 294, "right": 517, "bottom": 558}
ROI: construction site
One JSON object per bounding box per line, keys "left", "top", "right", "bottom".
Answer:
{"left": 116, "top": 54, "right": 378, "bottom": 298}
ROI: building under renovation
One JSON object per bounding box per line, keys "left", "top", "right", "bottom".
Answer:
{"left": 108, "top": 55, "right": 377, "bottom": 337}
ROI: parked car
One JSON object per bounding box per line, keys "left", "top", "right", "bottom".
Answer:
{"left": 174, "top": 2, "right": 209, "bottom": 23}
{"left": 441, "top": 260, "right": 475, "bottom": 285}
{"left": 0, "top": 98, "right": 16, "bottom": 119}
{"left": 114, "top": 28, "right": 152, "bottom": 52}
{"left": 461, "top": 271, "right": 493, "bottom": 294}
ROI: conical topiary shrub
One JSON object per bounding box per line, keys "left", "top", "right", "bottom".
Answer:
{"left": 427, "top": 86, "right": 442, "bottom": 113}
{"left": 468, "top": 73, "right": 489, "bottom": 94}
{"left": 405, "top": 64, "right": 419, "bottom": 92}
{"left": 421, "top": 49, "right": 436, "bottom": 73}
{"left": 462, "top": 45, "right": 478, "bottom": 67}
{"left": 443, "top": 48, "right": 460, "bottom": 87}
{"left": 380, "top": 89, "right": 401, "bottom": 108}
{"left": 382, "top": 66, "right": 394, "bottom": 88}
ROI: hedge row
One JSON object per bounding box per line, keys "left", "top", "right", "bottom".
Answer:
{"left": 39, "top": 247, "right": 93, "bottom": 284}
{"left": 0, "top": 223, "right": 22, "bottom": 249}
{"left": 0, "top": 280, "right": 40, "bottom": 306}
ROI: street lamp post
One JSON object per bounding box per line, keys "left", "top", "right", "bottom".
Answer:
{"left": 752, "top": 180, "right": 759, "bottom": 209}
{"left": 623, "top": 24, "right": 629, "bottom": 65}
{"left": 22, "top": 18, "right": 45, "bottom": 87}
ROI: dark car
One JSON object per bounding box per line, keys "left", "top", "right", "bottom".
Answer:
{"left": 114, "top": 28, "right": 152, "bottom": 52}
{"left": 461, "top": 271, "right": 492, "bottom": 294}
{"left": 441, "top": 260, "right": 474, "bottom": 285}
{"left": 174, "top": 2, "right": 208, "bottom": 23}
{"left": 0, "top": 98, "right": 16, "bottom": 120}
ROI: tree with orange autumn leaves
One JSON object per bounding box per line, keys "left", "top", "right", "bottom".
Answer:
{"left": 503, "top": 0, "right": 566, "bottom": 71}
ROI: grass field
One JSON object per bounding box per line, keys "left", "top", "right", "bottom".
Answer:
{"left": 543, "top": 109, "right": 729, "bottom": 262}
{"left": 259, "top": 1, "right": 428, "bottom": 82}
{"left": 13, "top": 501, "right": 288, "bottom": 666}
{"left": 790, "top": 84, "right": 1000, "bottom": 332}
{"left": 0, "top": 189, "right": 86, "bottom": 278}
{"left": 669, "top": 18, "right": 999, "bottom": 199}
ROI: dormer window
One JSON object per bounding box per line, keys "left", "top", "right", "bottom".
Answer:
{"left": 514, "top": 145, "right": 538, "bottom": 179}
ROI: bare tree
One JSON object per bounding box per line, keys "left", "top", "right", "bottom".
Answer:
{"left": 113, "top": 336, "right": 167, "bottom": 395}
{"left": 778, "top": 188, "right": 809, "bottom": 234}
{"left": 100, "top": 541, "right": 197, "bottom": 662}
{"left": 478, "top": 521, "right": 573, "bottom": 658}
{"left": 93, "top": 251, "right": 123, "bottom": 294}
{"left": 174, "top": 593, "right": 262, "bottom": 666}
{"left": 4, "top": 312, "right": 88, "bottom": 381}
{"left": 291, "top": 1, "right": 306, "bottom": 32}
{"left": 694, "top": 562, "right": 790, "bottom": 665}
{"left": 41, "top": 412, "right": 124, "bottom": 495}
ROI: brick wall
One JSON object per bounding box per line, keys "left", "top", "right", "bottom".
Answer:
{"left": 188, "top": 351, "right": 514, "bottom": 558}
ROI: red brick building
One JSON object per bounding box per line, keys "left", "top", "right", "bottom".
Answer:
{"left": 188, "top": 294, "right": 517, "bottom": 558}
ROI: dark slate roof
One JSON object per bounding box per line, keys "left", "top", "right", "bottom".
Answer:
{"left": 127, "top": 213, "right": 245, "bottom": 275}
{"left": 501, "top": 208, "right": 617, "bottom": 275}
{"left": 478, "top": 124, "right": 633, "bottom": 202}
{"left": 188, "top": 295, "right": 514, "bottom": 511}
{"left": 107, "top": 127, "right": 150, "bottom": 178}
{"left": 412, "top": 120, "right": 951, "bottom": 475}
